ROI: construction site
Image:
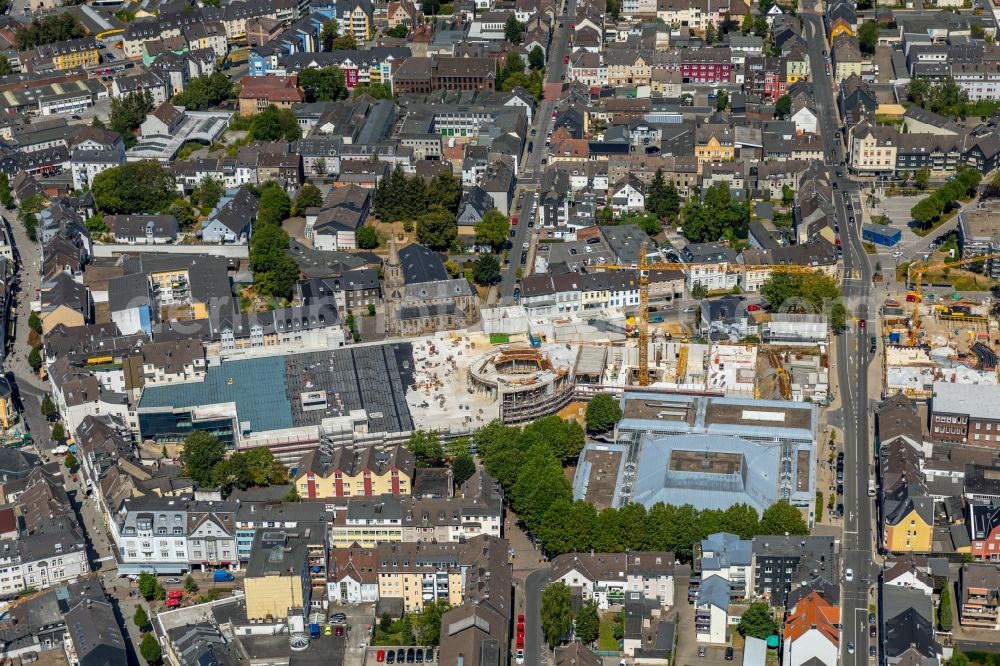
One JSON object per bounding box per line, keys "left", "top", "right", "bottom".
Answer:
{"left": 881, "top": 250, "right": 1000, "bottom": 399}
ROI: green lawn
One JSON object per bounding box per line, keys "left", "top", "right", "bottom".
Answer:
{"left": 597, "top": 613, "right": 620, "bottom": 652}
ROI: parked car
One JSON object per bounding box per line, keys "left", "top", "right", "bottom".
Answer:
{"left": 425, "top": 648, "right": 433, "bottom": 661}
{"left": 698, "top": 646, "right": 706, "bottom": 657}
{"left": 377, "top": 650, "right": 385, "bottom": 663}
{"left": 870, "top": 646, "right": 877, "bottom": 658}
{"left": 386, "top": 650, "right": 395, "bottom": 664}
{"left": 725, "top": 647, "right": 734, "bottom": 661}
{"left": 165, "top": 577, "right": 180, "bottom": 584}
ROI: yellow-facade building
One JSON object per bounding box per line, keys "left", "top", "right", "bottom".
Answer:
{"left": 884, "top": 510, "right": 933, "bottom": 553}
{"left": 294, "top": 445, "right": 414, "bottom": 500}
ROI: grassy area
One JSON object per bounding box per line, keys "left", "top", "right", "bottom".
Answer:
{"left": 175, "top": 141, "right": 202, "bottom": 161}
{"left": 863, "top": 242, "right": 878, "bottom": 255}
{"left": 598, "top": 612, "right": 620, "bottom": 652}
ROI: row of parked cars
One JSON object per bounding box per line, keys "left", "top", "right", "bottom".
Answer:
{"left": 376, "top": 647, "right": 434, "bottom": 663}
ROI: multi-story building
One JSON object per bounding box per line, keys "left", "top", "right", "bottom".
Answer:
{"left": 782, "top": 591, "right": 840, "bottom": 666}
{"left": 549, "top": 551, "right": 676, "bottom": 610}
{"left": 692, "top": 533, "right": 752, "bottom": 604}
{"left": 958, "top": 202, "right": 1000, "bottom": 278}
{"left": 234, "top": 500, "right": 331, "bottom": 562}
{"left": 111, "top": 496, "right": 238, "bottom": 575}
{"left": 931, "top": 382, "right": 1000, "bottom": 444}
{"left": 751, "top": 536, "right": 837, "bottom": 608}
{"left": 374, "top": 535, "right": 508, "bottom": 613}
{"left": 959, "top": 563, "right": 1000, "bottom": 630}
{"left": 878, "top": 395, "right": 934, "bottom": 553}
{"left": 293, "top": 445, "right": 414, "bottom": 499}
{"left": 237, "top": 75, "right": 305, "bottom": 116}
{"left": 243, "top": 522, "right": 328, "bottom": 620}
{"left": 969, "top": 503, "right": 1000, "bottom": 561}
{"left": 30, "top": 37, "right": 101, "bottom": 71}
{"left": 849, "top": 121, "right": 898, "bottom": 175}
{"left": 391, "top": 56, "right": 497, "bottom": 95}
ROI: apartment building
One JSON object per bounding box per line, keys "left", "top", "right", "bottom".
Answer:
{"left": 931, "top": 382, "right": 1000, "bottom": 445}
{"left": 960, "top": 563, "right": 1000, "bottom": 630}
{"left": 293, "top": 445, "right": 415, "bottom": 499}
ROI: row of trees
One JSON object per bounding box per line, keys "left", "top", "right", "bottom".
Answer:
{"left": 760, "top": 270, "right": 847, "bottom": 331}
{"left": 15, "top": 13, "right": 85, "bottom": 50}
{"left": 910, "top": 167, "right": 981, "bottom": 229}
{"left": 180, "top": 431, "right": 289, "bottom": 494}
{"left": 474, "top": 414, "right": 809, "bottom": 558}
{"left": 250, "top": 182, "right": 299, "bottom": 300}
{"left": 680, "top": 183, "right": 749, "bottom": 243}
{"left": 497, "top": 53, "right": 544, "bottom": 101}
{"left": 406, "top": 430, "right": 477, "bottom": 486}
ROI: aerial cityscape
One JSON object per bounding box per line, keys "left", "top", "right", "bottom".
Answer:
{"left": 0, "top": 0, "right": 999, "bottom": 664}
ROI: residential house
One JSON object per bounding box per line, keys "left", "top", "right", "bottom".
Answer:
{"left": 292, "top": 445, "right": 415, "bottom": 499}
{"left": 781, "top": 591, "right": 840, "bottom": 666}
{"left": 238, "top": 75, "right": 305, "bottom": 116}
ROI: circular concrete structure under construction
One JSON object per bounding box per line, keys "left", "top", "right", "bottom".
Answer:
{"left": 467, "top": 346, "right": 576, "bottom": 424}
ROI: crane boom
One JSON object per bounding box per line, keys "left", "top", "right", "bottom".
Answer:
{"left": 593, "top": 241, "right": 835, "bottom": 386}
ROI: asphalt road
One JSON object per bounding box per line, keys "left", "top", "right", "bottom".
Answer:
{"left": 524, "top": 569, "right": 550, "bottom": 666}
{"left": 803, "top": 12, "right": 878, "bottom": 665}
{"left": 498, "top": 0, "right": 577, "bottom": 305}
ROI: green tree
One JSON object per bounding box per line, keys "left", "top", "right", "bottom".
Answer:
{"left": 331, "top": 34, "right": 357, "bottom": 50}
{"left": 133, "top": 605, "right": 150, "bottom": 631}
{"left": 408, "top": 430, "right": 444, "bottom": 467}
{"left": 939, "top": 585, "right": 954, "bottom": 631}
{"left": 139, "top": 633, "right": 162, "bottom": 664}
{"left": 541, "top": 582, "right": 573, "bottom": 647}
{"left": 412, "top": 599, "right": 450, "bottom": 645}
{"left": 774, "top": 94, "right": 792, "bottom": 119}
{"left": 28, "top": 346, "right": 43, "bottom": 372}
{"left": 321, "top": 19, "right": 339, "bottom": 51}
{"left": 723, "top": 504, "right": 761, "bottom": 539}
{"left": 452, "top": 453, "right": 476, "bottom": 486}
{"left": 585, "top": 393, "right": 623, "bottom": 434}
{"left": 28, "top": 311, "right": 42, "bottom": 335}
{"left": 51, "top": 422, "right": 65, "bottom": 442}
{"left": 417, "top": 205, "right": 457, "bottom": 250}
{"left": 761, "top": 271, "right": 800, "bottom": 309}
{"left": 15, "top": 13, "right": 86, "bottom": 50}
{"left": 356, "top": 226, "right": 380, "bottom": 249}
{"left": 529, "top": 45, "right": 545, "bottom": 70}
{"left": 0, "top": 55, "right": 11, "bottom": 77}
{"left": 92, "top": 161, "right": 175, "bottom": 214}
{"left": 738, "top": 601, "right": 779, "bottom": 639}
{"left": 716, "top": 89, "right": 728, "bottom": 111}
{"left": 193, "top": 176, "right": 225, "bottom": 210}
{"left": 257, "top": 183, "right": 292, "bottom": 226}
{"left": 293, "top": 184, "right": 323, "bottom": 216}
{"left": 646, "top": 168, "right": 681, "bottom": 220}
{"left": 0, "top": 172, "right": 12, "bottom": 209}
{"left": 171, "top": 72, "right": 233, "bottom": 110}
{"left": 137, "top": 573, "right": 163, "bottom": 601}
{"left": 427, "top": 170, "right": 461, "bottom": 213}
{"left": 298, "top": 67, "right": 348, "bottom": 102}
{"left": 741, "top": 12, "right": 755, "bottom": 33}
{"left": 180, "top": 431, "right": 226, "bottom": 487}
{"left": 781, "top": 184, "right": 795, "bottom": 205}
{"left": 40, "top": 393, "right": 56, "bottom": 419}
{"left": 85, "top": 214, "right": 108, "bottom": 233}
{"left": 908, "top": 78, "right": 931, "bottom": 107}
{"left": 858, "top": 20, "right": 879, "bottom": 55}
{"left": 184, "top": 575, "right": 199, "bottom": 594}
{"left": 474, "top": 209, "right": 510, "bottom": 249}
{"left": 575, "top": 601, "right": 600, "bottom": 644}
{"left": 472, "top": 253, "right": 501, "bottom": 285}
{"left": 63, "top": 452, "right": 77, "bottom": 469}
{"left": 915, "top": 167, "right": 930, "bottom": 190}
{"left": 705, "top": 21, "right": 716, "bottom": 44}
{"left": 249, "top": 106, "right": 302, "bottom": 142}
{"left": 386, "top": 24, "right": 409, "bottom": 38}
{"left": 759, "top": 500, "right": 809, "bottom": 535}
{"left": 691, "top": 283, "right": 708, "bottom": 299}
{"left": 505, "top": 14, "right": 524, "bottom": 44}
{"left": 353, "top": 82, "right": 393, "bottom": 99}
{"left": 109, "top": 90, "right": 154, "bottom": 148}
{"left": 168, "top": 199, "right": 197, "bottom": 229}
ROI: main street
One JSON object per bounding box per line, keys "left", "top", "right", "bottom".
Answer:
{"left": 499, "top": 0, "right": 577, "bottom": 304}
{"left": 803, "top": 13, "right": 877, "bottom": 665}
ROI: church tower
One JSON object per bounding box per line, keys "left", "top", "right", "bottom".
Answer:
{"left": 384, "top": 234, "right": 404, "bottom": 335}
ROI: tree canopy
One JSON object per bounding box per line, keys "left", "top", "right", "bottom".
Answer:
{"left": 474, "top": 210, "right": 510, "bottom": 249}
{"left": 738, "top": 602, "right": 779, "bottom": 639}
{"left": 356, "top": 226, "right": 380, "bottom": 248}
{"left": 140, "top": 633, "right": 162, "bottom": 664}
{"left": 249, "top": 106, "right": 302, "bottom": 142}
{"left": 858, "top": 20, "right": 878, "bottom": 56}
{"left": 408, "top": 430, "right": 445, "bottom": 467}
{"left": 680, "top": 183, "right": 747, "bottom": 243}
{"left": 774, "top": 94, "right": 792, "bottom": 119}
{"left": 417, "top": 205, "right": 457, "bottom": 250}
{"left": 110, "top": 91, "right": 154, "bottom": 148}
{"left": 472, "top": 253, "right": 501, "bottom": 285}
{"left": 760, "top": 270, "right": 846, "bottom": 330}
{"left": 575, "top": 602, "right": 600, "bottom": 644}
{"left": 250, "top": 221, "right": 299, "bottom": 300}
{"left": 171, "top": 72, "right": 233, "bottom": 110}
{"left": 529, "top": 45, "right": 545, "bottom": 70}
{"left": 298, "top": 67, "right": 348, "bottom": 102}
{"left": 541, "top": 582, "right": 573, "bottom": 647}
{"left": 910, "top": 167, "right": 981, "bottom": 229}
{"left": 92, "top": 161, "right": 175, "bottom": 214}
{"left": 16, "top": 13, "right": 85, "bottom": 50}
{"left": 452, "top": 453, "right": 476, "bottom": 487}
{"left": 180, "top": 431, "right": 226, "bottom": 487}
{"left": 585, "top": 393, "right": 623, "bottom": 434}
{"left": 646, "top": 168, "right": 680, "bottom": 220}
{"left": 505, "top": 15, "right": 524, "bottom": 44}
{"left": 293, "top": 184, "right": 323, "bottom": 216}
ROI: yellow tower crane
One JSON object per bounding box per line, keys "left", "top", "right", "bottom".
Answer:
{"left": 594, "top": 241, "right": 834, "bottom": 386}
{"left": 905, "top": 251, "right": 1000, "bottom": 346}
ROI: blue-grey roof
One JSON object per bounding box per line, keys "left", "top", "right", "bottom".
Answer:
{"left": 138, "top": 356, "right": 293, "bottom": 433}
{"left": 698, "top": 575, "right": 730, "bottom": 611}
{"left": 701, "top": 532, "right": 753, "bottom": 568}
{"left": 630, "top": 434, "right": 782, "bottom": 513}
